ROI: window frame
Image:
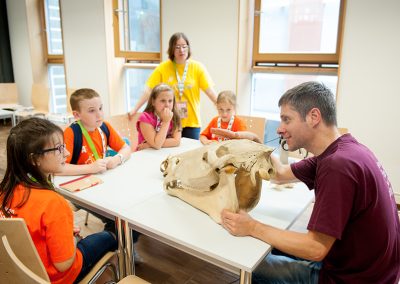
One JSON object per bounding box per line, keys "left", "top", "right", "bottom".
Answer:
{"left": 40, "top": 0, "right": 65, "bottom": 64}
{"left": 112, "top": 0, "right": 162, "bottom": 62}
{"left": 123, "top": 63, "right": 157, "bottom": 111}
{"left": 252, "top": 0, "right": 346, "bottom": 68}
{"left": 40, "top": 0, "right": 69, "bottom": 114}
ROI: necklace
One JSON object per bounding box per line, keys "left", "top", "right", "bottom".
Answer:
{"left": 217, "top": 116, "right": 235, "bottom": 141}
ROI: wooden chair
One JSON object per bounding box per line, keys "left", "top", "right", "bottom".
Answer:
{"left": 107, "top": 113, "right": 140, "bottom": 152}
{"left": 237, "top": 115, "right": 266, "bottom": 143}
{"left": 0, "top": 218, "right": 127, "bottom": 284}
{"left": 0, "top": 218, "right": 50, "bottom": 284}
{"left": 66, "top": 88, "right": 76, "bottom": 114}
{"left": 31, "top": 84, "right": 50, "bottom": 115}
{"left": 14, "top": 84, "right": 50, "bottom": 121}
{"left": 0, "top": 83, "right": 19, "bottom": 106}
{"left": 338, "top": 127, "right": 348, "bottom": 135}
{"left": 1, "top": 229, "right": 148, "bottom": 284}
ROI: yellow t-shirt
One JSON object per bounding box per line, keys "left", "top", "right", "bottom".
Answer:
{"left": 146, "top": 59, "right": 214, "bottom": 128}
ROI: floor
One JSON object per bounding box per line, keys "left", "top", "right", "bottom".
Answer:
{"left": 0, "top": 118, "right": 313, "bottom": 284}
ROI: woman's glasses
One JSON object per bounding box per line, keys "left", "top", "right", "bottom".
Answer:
{"left": 175, "top": 45, "right": 188, "bottom": 50}
{"left": 37, "top": 144, "right": 66, "bottom": 155}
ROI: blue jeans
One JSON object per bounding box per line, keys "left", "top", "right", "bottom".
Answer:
{"left": 252, "top": 249, "right": 322, "bottom": 284}
{"left": 74, "top": 231, "right": 118, "bottom": 283}
{"left": 182, "top": 127, "right": 200, "bottom": 140}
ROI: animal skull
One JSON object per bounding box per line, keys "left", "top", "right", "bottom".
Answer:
{"left": 160, "top": 139, "right": 275, "bottom": 223}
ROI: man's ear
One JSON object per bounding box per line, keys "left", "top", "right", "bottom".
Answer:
{"left": 307, "top": 107, "right": 322, "bottom": 127}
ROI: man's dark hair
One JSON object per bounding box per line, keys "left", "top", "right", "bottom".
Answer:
{"left": 278, "top": 81, "right": 337, "bottom": 126}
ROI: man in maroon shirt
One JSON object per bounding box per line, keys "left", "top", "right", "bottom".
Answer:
{"left": 218, "top": 82, "right": 400, "bottom": 283}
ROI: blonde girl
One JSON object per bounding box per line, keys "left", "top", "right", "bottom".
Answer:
{"left": 200, "top": 90, "right": 247, "bottom": 145}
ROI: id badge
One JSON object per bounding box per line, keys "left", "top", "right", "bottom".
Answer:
{"left": 177, "top": 101, "right": 188, "bottom": 118}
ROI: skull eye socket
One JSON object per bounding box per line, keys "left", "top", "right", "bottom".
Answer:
{"left": 160, "top": 160, "right": 168, "bottom": 173}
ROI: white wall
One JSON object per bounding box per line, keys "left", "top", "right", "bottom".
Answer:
{"left": 337, "top": 0, "right": 400, "bottom": 196}
{"left": 6, "top": 0, "right": 32, "bottom": 106}
{"left": 60, "top": 0, "right": 111, "bottom": 115}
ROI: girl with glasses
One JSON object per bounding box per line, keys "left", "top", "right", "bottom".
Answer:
{"left": 0, "top": 117, "right": 117, "bottom": 283}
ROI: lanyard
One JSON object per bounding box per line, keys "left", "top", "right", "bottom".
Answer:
{"left": 77, "top": 121, "right": 106, "bottom": 160}
{"left": 174, "top": 60, "right": 189, "bottom": 101}
{"left": 28, "top": 173, "right": 52, "bottom": 186}
{"left": 217, "top": 116, "right": 235, "bottom": 142}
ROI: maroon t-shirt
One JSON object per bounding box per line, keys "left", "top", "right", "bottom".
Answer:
{"left": 291, "top": 134, "right": 400, "bottom": 283}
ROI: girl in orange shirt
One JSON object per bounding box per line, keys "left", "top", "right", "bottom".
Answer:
{"left": 0, "top": 117, "right": 117, "bottom": 283}
{"left": 200, "top": 90, "right": 247, "bottom": 145}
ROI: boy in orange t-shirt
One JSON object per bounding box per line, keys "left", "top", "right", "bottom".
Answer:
{"left": 60, "top": 88, "right": 132, "bottom": 233}
{"left": 60, "top": 88, "right": 131, "bottom": 176}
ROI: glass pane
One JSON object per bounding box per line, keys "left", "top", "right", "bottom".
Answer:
{"left": 48, "top": 64, "right": 67, "bottom": 114}
{"left": 44, "top": 0, "right": 63, "bottom": 55}
{"left": 125, "top": 68, "right": 154, "bottom": 111}
{"left": 251, "top": 73, "right": 337, "bottom": 146}
{"left": 119, "top": 0, "right": 160, "bottom": 52}
{"left": 259, "top": 0, "right": 341, "bottom": 54}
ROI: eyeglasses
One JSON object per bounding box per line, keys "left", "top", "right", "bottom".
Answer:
{"left": 175, "top": 45, "right": 189, "bottom": 50}
{"left": 37, "top": 144, "right": 66, "bottom": 155}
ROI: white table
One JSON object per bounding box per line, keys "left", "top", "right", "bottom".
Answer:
{"left": 0, "top": 103, "right": 24, "bottom": 111}
{"left": 55, "top": 138, "right": 314, "bottom": 283}
{"left": 119, "top": 180, "right": 313, "bottom": 283}
{"left": 0, "top": 109, "right": 16, "bottom": 126}
{"left": 55, "top": 138, "right": 199, "bottom": 217}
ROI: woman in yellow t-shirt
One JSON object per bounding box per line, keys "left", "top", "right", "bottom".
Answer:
{"left": 129, "top": 32, "right": 217, "bottom": 140}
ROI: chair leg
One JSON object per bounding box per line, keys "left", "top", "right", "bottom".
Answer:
{"left": 86, "top": 262, "right": 118, "bottom": 284}
{"left": 85, "top": 211, "right": 89, "bottom": 226}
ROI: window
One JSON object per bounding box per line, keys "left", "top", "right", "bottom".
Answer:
{"left": 43, "top": 0, "right": 67, "bottom": 114}
{"left": 251, "top": 0, "right": 345, "bottom": 147}
{"left": 253, "top": 0, "right": 345, "bottom": 65}
{"left": 125, "top": 66, "right": 154, "bottom": 111}
{"left": 113, "top": 0, "right": 161, "bottom": 110}
{"left": 113, "top": 0, "right": 161, "bottom": 62}
{"left": 43, "top": 0, "right": 63, "bottom": 58}
{"left": 48, "top": 64, "right": 67, "bottom": 113}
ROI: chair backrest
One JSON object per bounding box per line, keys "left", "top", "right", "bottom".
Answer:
{"left": 0, "top": 83, "right": 19, "bottom": 104}
{"left": 338, "top": 127, "right": 348, "bottom": 135}
{"left": 237, "top": 115, "right": 266, "bottom": 143}
{"left": 106, "top": 113, "right": 140, "bottom": 151}
{"left": 0, "top": 218, "right": 50, "bottom": 283}
{"left": 31, "top": 84, "right": 50, "bottom": 113}
{"left": 66, "top": 88, "right": 76, "bottom": 114}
